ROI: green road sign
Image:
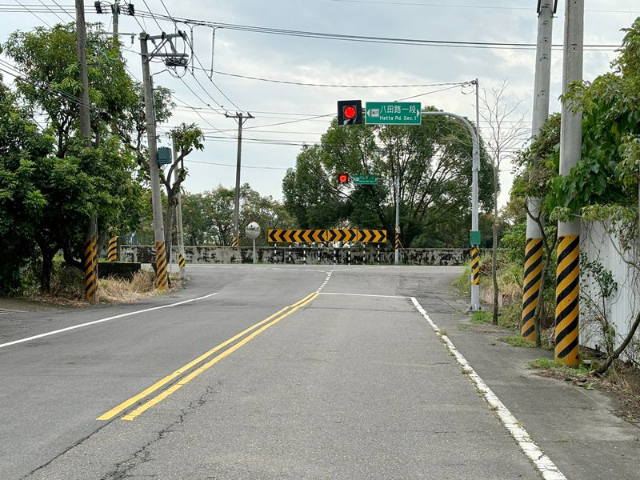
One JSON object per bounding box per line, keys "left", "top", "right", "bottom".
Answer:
{"left": 470, "top": 230, "right": 481, "bottom": 246}
{"left": 352, "top": 174, "right": 378, "bottom": 185}
{"left": 365, "top": 102, "right": 421, "bottom": 125}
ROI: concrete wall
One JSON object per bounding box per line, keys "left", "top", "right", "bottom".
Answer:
{"left": 580, "top": 221, "right": 640, "bottom": 357}
{"left": 119, "top": 245, "right": 471, "bottom": 266}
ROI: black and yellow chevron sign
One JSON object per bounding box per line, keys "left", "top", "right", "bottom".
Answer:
{"left": 269, "top": 228, "right": 387, "bottom": 244}
{"left": 268, "top": 229, "right": 325, "bottom": 243}
{"left": 359, "top": 229, "right": 387, "bottom": 244}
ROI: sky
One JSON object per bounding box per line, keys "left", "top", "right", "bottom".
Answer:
{"left": 1, "top": 1, "right": 638, "bottom": 208}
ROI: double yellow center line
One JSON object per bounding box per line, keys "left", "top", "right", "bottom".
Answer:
{"left": 98, "top": 291, "right": 319, "bottom": 421}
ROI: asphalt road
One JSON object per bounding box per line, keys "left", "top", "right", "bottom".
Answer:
{"left": 1, "top": 265, "right": 544, "bottom": 479}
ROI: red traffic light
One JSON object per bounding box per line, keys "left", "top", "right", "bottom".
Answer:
{"left": 343, "top": 105, "right": 357, "bottom": 120}
{"left": 338, "top": 173, "right": 350, "bottom": 184}
{"left": 337, "top": 100, "right": 363, "bottom": 125}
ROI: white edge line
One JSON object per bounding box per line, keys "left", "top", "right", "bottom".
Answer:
{"left": 0, "top": 293, "right": 219, "bottom": 350}
{"left": 319, "top": 293, "right": 408, "bottom": 299}
{"left": 410, "top": 297, "right": 567, "bottom": 480}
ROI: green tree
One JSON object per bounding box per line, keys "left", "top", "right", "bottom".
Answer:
{"left": 0, "top": 77, "right": 53, "bottom": 292}
{"left": 180, "top": 185, "right": 293, "bottom": 246}
{"left": 3, "top": 23, "right": 144, "bottom": 291}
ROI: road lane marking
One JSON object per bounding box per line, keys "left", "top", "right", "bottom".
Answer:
{"left": 97, "top": 291, "right": 319, "bottom": 421}
{"left": 319, "top": 292, "right": 408, "bottom": 299}
{"left": 0, "top": 293, "right": 220, "bottom": 350}
{"left": 410, "top": 297, "right": 567, "bottom": 480}
{"left": 119, "top": 292, "right": 319, "bottom": 420}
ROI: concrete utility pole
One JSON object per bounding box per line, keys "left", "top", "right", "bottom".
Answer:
{"left": 140, "top": 34, "right": 167, "bottom": 290}
{"left": 76, "top": 0, "right": 98, "bottom": 303}
{"left": 522, "top": 0, "right": 556, "bottom": 342}
{"left": 555, "top": 0, "right": 584, "bottom": 366}
{"left": 226, "top": 112, "right": 254, "bottom": 248}
{"left": 422, "top": 110, "right": 480, "bottom": 311}
{"left": 112, "top": 3, "right": 119, "bottom": 42}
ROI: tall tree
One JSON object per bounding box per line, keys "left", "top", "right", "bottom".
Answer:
{"left": 479, "top": 82, "right": 528, "bottom": 324}
{"left": 3, "top": 23, "right": 144, "bottom": 290}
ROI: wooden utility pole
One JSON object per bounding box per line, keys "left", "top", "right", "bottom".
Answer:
{"left": 76, "top": 0, "right": 98, "bottom": 303}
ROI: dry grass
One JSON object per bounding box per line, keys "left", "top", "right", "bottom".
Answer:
{"left": 97, "top": 271, "right": 157, "bottom": 303}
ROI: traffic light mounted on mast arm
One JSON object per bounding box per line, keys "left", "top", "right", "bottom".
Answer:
{"left": 337, "top": 100, "right": 363, "bottom": 125}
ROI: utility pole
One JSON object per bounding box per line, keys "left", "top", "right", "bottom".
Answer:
{"left": 139, "top": 31, "right": 188, "bottom": 290}
{"left": 76, "top": 0, "right": 98, "bottom": 303}
{"left": 226, "top": 112, "right": 254, "bottom": 248}
{"left": 555, "top": 0, "right": 584, "bottom": 367}
{"left": 173, "top": 141, "right": 186, "bottom": 280}
{"left": 394, "top": 174, "right": 400, "bottom": 265}
{"left": 522, "top": 0, "right": 556, "bottom": 342}
{"left": 112, "top": 2, "right": 119, "bottom": 42}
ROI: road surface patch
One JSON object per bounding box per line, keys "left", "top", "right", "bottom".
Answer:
{"left": 0, "top": 292, "right": 219, "bottom": 350}
{"left": 410, "top": 297, "right": 567, "bottom": 480}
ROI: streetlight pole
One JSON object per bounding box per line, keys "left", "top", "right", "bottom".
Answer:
{"left": 421, "top": 110, "right": 480, "bottom": 311}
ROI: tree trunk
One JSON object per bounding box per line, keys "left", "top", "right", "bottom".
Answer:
{"left": 595, "top": 309, "right": 640, "bottom": 375}
{"left": 164, "top": 195, "right": 176, "bottom": 275}
{"left": 40, "top": 250, "right": 55, "bottom": 294}
{"left": 533, "top": 254, "right": 551, "bottom": 348}
{"left": 492, "top": 170, "right": 499, "bottom": 325}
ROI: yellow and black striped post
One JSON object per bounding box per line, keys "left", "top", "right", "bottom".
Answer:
{"left": 555, "top": 235, "right": 579, "bottom": 366}
{"left": 178, "top": 253, "right": 186, "bottom": 268}
{"left": 107, "top": 236, "right": 118, "bottom": 262}
{"left": 471, "top": 246, "right": 480, "bottom": 287}
{"left": 84, "top": 235, "right": 98, "bottom": 302}
{"left": 522, "top": 238, "right": 543, "bottom": 341}
{"left": 232, "top": 236, "right": 240, "bottom": 248}
{"left": 155, "top": 241, "right": 168, "bottom": 291}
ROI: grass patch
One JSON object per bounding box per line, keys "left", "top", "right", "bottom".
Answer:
{"left": 471, "top": 310, "right": 492, "bottom": 324}
{"left": 498, "top": 335, "right": 537, "bottom": 348}
{"left": 457, "top": 323, "right": 470, "bottom": 331}
{"left": 529, "top": 358, "right": 591, "bottom": 375}
{"left": 97, "top": 270, "right": 183, "bottom": 303}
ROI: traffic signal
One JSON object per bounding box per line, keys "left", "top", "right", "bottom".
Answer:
{"left": 338, "top": 173, "right": 350, "bottom": 184}
{"left": 94, "top": 1, "right": 103, "bottom": 13}
{"left": 337, "top": 100, "right": 362, "bottom": 125}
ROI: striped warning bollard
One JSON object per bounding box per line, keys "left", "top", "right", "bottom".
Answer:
{"left": 232, "top": 237, "right": 240, "bottom": 248}
{"left": 107, "top": 236, "right": 118, "bottom": 262}
{"left": 178, "top": 252, "right": 186, "bottom": 268}
{"left": 521, "top": 238, "right": 543, "bottom": 341}
{"left": 347, "top": 249, "right": 351, "bottom": 266}
{"left": 155, "top": 241, "right": 168, "bottom": 290}
{"left": 84, "top": 235, "right": 98, "bottom": 302}
{"left": 555, "top": 235, "right": 579, "bottom": 366}
{"left": 376, "top": 244, "right": 380, "bottom": 264}
{"left": 303, "top": 247, "right": 307, "bottom": 265}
